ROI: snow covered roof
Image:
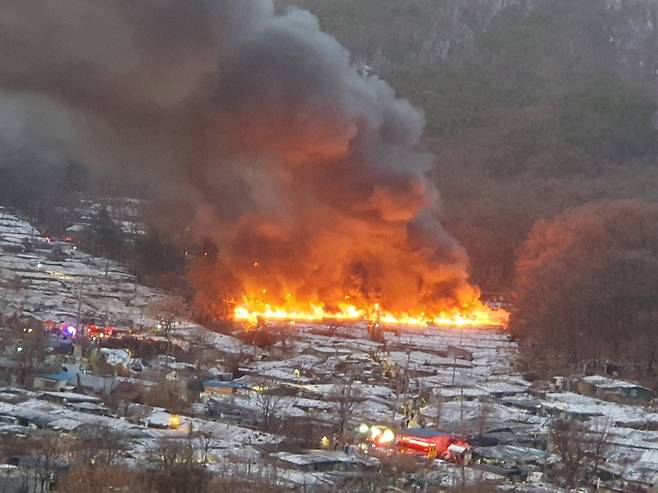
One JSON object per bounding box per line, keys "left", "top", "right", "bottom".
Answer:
{"left": 472, "top": 445, "right": 546, "bottom": 463}
{"left": 433, "top": 387, "right": 489, "bottom": 399}
{"left": 582, "top": 375, "right": 653, "bottom": 391}
{"left": 48, "top": 417, "right": 83, "bottom": 431}
{"left": 640, "top": 449, "right": 658, "bottom": 466}
{"left": 477, "top": 381, "right": 528, "bottom": 395}
{"left": 545, "top": 392, "right": 658, "bottom": 424}
{"left": 39, "top": 391, "right": 102, "bottom": 403}
{"left": 100, "top": 348, "right": 131, "bottom": 366}
{"left": 272, "top": 450, "right": 375, "bottom": 467}
{"left": 143, "top": 410, "right": 178, "bottom": 428}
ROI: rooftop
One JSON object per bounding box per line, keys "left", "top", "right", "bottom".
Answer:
{"left": 272, "top": 450, "right": 375, "bottom": 467}
{"left": 582, "top": 375, "right": 653, "bottom": 391}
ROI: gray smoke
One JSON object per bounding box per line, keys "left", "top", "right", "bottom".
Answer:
{"left": 0, "top": 0, "right": 480, "bottom": 313}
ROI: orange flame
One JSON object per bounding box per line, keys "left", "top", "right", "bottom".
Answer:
{"left": 233, "top": 295, "right": 508, "bottom": 328}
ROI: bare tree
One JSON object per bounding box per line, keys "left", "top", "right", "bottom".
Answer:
{"left": 60, "top": 464, "right": 149, "bottom": 493}
{"left": 255, "top": 385, "right": 282, "bottom": 432}
{"left": 145, "top": 377, "right": 191, "bottom": 415}
{"left": 587, "top": 418, "right": 611, "bottom": 481}
{"left": 10, "top": 321, "right": 50, "bottom": 387}
{"left": 224, "top": 351, "right": 252, "bottom": 379}
{"left": 75, "top": 426, "right": 127, "bottom": 468}
{"left": 1, "top": 430, "right": 71, "bottom": 493}
{"left": 59, "top": 426, "right": 136, "bottom": 493}
{"left": 208, "top": 462, "right": 281, "bottom": 493}
{"left": 147, "top": 435, "right": 211, "bottom": 493}
{"left": 147, "top": 296, "right": 188, "bottom": 355}
{"left": 550, "top": 420, "right": 589, "bottom": 489}
{"left": 391, "top": 364, "right": 409, "bottom": 421}
{"left": 550, "top": 418, "right": 610, "bottom": 489}
{"left": 432, "top": 394, "right": 445, "bottom": 428}
{"left": 334, "top": 376, "right": 356, "bottom": 448}
{"left": 193, "top": 431, "right": 213, "bottom": 469}
{"left": 61, "top": 431, "right": 215, "bottom": 493}
{"left": 477, "top": 399, "right": 494, "bottom": 435}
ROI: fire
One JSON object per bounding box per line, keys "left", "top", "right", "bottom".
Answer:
{"left": 233, "top": 295, "right": 508, "bottom": 328}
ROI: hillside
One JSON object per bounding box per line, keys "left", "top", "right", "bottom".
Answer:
{"left": 277, "top": 0, "right": 658, "bottom": 289}
{"left": 0, "top": 207, "right": 161, "bottom": 325}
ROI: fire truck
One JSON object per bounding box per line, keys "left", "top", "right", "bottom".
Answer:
{"left": 395, "top": 428, "right": 471, "bottom": 464}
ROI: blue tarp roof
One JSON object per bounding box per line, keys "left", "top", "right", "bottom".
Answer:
{"left": 37, "top": 371, "right": 75, "bottom": 381}
{"left": 202, "top": 380, "right": 244, "bottom": 388}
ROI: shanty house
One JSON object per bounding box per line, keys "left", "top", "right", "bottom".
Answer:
{"left": 33, "top": 369, "right": 76, "bottom": 392}
{"left": 271, "top": 451, "right": 378, "bottom": 473}
{"left": 34, "top": 365, "right": 117, "bottom": 395}
{"left": 202, "top": 380, "right": 246, "bottom": 396}
{"left": 579, "top": 376, "right": 655, "bottom": 403}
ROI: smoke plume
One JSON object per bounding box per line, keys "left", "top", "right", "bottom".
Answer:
{"left": 0, "top": 0, "right": 484, "bottom": 316}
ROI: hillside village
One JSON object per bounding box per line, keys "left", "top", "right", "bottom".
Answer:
{"left": 0, "top": 206, "right": 656, "bottom": 492}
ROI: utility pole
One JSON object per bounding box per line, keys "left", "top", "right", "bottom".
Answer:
{"left": 459, "top": 324, "right": 464, "bottom": 434}
{"left": 404, "top": 348, "right": 411, "bottom": 396}
{"left": 460, "top": 387, "right": 465, "bottom": 434}
{"left": 75, "top": 277, "right": 84, "bottom": 336}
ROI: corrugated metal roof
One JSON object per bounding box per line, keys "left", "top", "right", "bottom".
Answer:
{"left": 402, "top": 427, "right": 451, "bottom": 438}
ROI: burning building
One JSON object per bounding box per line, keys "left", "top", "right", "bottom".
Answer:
{"left": 0, "top": 1, "right": 507, "bottom": 328}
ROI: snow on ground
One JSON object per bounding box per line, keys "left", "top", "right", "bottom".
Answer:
{"left": 0, "top": 208, "right": 162, "bottom": 324}
{"left": 1, "top": 209, "right": 657, "bottom": 490}
{"left": 176, "top": 325, "right": 254, "bottom": 355}
{"left": 0, "top": 209, "right": 253, "bottom": 356}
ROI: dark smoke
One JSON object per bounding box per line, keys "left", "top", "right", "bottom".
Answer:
{"left": 0, "top": 0, "right": 481, "bottom": 314}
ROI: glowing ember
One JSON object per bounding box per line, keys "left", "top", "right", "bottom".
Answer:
{"left": 233, "top": 296, "right": 508, "bottom": 328}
